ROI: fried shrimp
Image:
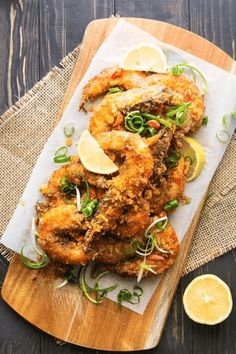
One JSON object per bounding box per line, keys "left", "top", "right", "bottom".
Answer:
{"left": 89, "top": 85, "right": 182, "bottom": 136}
{"left": 148, "top": 156, "right": 189, "bottom": 214}
{"left": 80, "top": 67, "right": 147, "bottom": 109}
{"left": 147, "top": 127, "right": 174, "bottom": 181}
{"left": 112, "top": 198, "right": 151, "bottom": 239}
{"left": 81, "top": 67, "right": 204, "bottom": 135}
{"left": 41, "top": 156, "right": 108, "bottom": 208}
{"left": 38, "top": 205, "right": 90, "bottom": 264}
{"left": 37, "top": 204, "right": 142, "bottom": 265}
{"left": 104, "top": 221, "right": 179, "bottom": 277}
{"left": 84, "top": 131, "right": 154, "bottom": 249}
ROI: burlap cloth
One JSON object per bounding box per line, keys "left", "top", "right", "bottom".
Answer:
{"left": 0, "top": 46, "right": 235, "bottom": 275}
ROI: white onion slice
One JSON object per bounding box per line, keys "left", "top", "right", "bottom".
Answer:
{"left": 30, "top": 217, "right": 44, "bottom": 256}
{"left": 144, "top": 216, "right": 168, "bottom": 238}
{"left": 55, "top": 278, "right": 68, "bottom": 289}
{"left": 75, "top": 186, "right": 81, "bottom": 210}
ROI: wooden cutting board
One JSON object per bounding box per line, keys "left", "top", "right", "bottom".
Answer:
{"left": 1, "top": 18, "right": 234, "bottom": 351}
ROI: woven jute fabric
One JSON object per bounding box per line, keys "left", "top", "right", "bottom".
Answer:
{"left": 0, "top": 45, "right": 235, "bottom": 275}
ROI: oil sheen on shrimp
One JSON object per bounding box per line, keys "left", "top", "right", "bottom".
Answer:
{"left": 84, "top": 130, "right": 154, "bottom": 250}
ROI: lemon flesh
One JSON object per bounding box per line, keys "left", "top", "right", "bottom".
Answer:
{"left": 183, "top": 274, "right": 233, "bottom": 325}
{"left": 120, "top": 43, "right": 167, "bottom": 73}
{"left": 180, "top": 136, "right": 205, "bottom": 182}
{"left": 77, "top": 130, "right": 118, "bottom": 174}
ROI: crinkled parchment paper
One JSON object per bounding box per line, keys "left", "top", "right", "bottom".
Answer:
{"left": 2, "top": 20, "right": 236, "bottom": 314}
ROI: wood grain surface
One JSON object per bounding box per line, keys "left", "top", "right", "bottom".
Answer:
{"left": 1, "top": 1, "right": 236, "bottom": 354}
{"left": 1, "top": 16, "right": 234, "bottom": 352}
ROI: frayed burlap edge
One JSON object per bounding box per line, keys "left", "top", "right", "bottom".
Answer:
{"left": 0, "top": 46, "right": 80, "bottom": 124}
{"left": 0, "top": 45, "right": 80, "bottom": 262}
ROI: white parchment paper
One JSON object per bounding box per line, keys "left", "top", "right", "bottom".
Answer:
{"left": 2, "top": 20, "right": 236, "bottom": 314}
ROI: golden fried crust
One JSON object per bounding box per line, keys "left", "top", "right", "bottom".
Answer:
{"left": 149, "top": 156, "right": 189, "bottom": 214}
{"left": 104, "top": 223, "right": 179, "bottom": 277}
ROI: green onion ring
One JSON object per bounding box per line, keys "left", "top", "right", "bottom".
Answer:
{"left": 216, "top": 129, "right": 230, "bottom": 143}
{"left": 172, "top": 63, "right": 208, "bottom": 94}
{"left": 53, "top": 155, "right": 71, "bottom": 163}
{"left": 54, "top": 146, "right": 68, "bottom": 157}
{"left": 63, "top": 123, "right": 75, "bottom": 137}
{"left": 20, "top": 246, "right": 49, "bottom": 269}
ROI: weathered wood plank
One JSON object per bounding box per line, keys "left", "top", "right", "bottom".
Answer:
{"left": 39, "top": 0, "right": 115, "bottom": 76}
{"left": 0, "top": 0, "right": 39, "bottom": 115}
{"left": 190, "top": 0, "right": 236, "bottom": 58}
{"left": 115, "top": 0, "right": 189, "bottom": 29}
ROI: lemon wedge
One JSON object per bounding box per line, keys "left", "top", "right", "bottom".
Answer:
{"left": 183, "top": 274, "right": 233, "bottom": 325}
{"left": 120, "top": 43, "right": 167, "bottom": 73}
{"left": 180, "top": 136, "right": 205, "bottom": 182}
{"left": 77, "top": 130, "right": 118, "bottom": 174}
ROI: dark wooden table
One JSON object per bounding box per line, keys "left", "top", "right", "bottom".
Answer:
{"left": 0, "top": 1, "right": 236, "bottom": 353}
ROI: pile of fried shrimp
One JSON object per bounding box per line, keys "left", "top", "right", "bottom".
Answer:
{"left": 36, "top": 66, "right": 205, "bottom": 280}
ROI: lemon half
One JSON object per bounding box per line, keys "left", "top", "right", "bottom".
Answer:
{"left": 180, "top": 136, "right": 206, "bottom": 182}
{"left": 120, "top": 43, "right": 167, "bottom": 73}
{"left": 77, "top": 130, "right": 118, "bottom": 174}
{"left": 183, "top": 274, "right": 233, "bottom": 325}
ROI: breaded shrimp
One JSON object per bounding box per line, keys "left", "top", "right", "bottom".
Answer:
{"left": 89, "top": 85, "right": 182, "bottom": 136}
{"left": 37, "top": 204, "right": 145, "bottom": 265}
{"left": 42, "top": 156, "right": 108, "bottom": 208}
{"left": 80, "top": 67, "right": 204, "bottom": 134}
{"left": 80, "top": 67, "right": 147, "bottom": 109}
{"left": 84, "top": 131, "right": 154, "bottom": 250}
{"left": 148, "top": 156, "right": 189, "bottom": 214}
{"left": 112, "top": 198, "right": 151, "bottom": 239}
{"left": 38, "top": 205, "right": 90, "bottom": 264}
{"left": 105, "top": 221, "right": 179, "bottom": 277}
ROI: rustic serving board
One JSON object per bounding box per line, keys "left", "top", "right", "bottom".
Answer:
{"left": 1, "top": 18, "right": 234, "bottom": 351}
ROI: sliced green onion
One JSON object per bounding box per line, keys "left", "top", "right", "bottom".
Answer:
{"left": 171, "top": 63, "right": 208, "bottom": 94}
{"left": 230, "top": 111, "right": 236, "bottom": 118}
{"left": 141, "top": 113, "right": 173, "bottom": 128}
{"left": 81, "top": 199, "right": 99, "bottom": 217}
{"left": 122, "top": 239, "right": 140, "bottom": 255}
{"left": 164, "top": 199, "right": 179, "bottom": 211}
{"left": 55, "top": 278, "right": 69, "bottom": 289}
{"left": 117, "top": 286, "right": 143, "bottom": 307}
{"left": 202, "top": 116, "right": 208, "bottom": 126}
{"left": 185, "top": 156, "right": 194, "bottom": 165}
{"left": 55, "top": 146, "right": 68, "bottom": 157}
{"left": 171, "top": 66, "right": 185, "bottom": 76}
{"left": 165, "top": 150, "right": 181, "bottom": 169}
{"left": 222, "top": 114, "right": 228, "bottom": 128}
{"left": 154, "top": 240, "right": 171, "bottom": 254}
{"left": 216, "top": 130, "right": 230, "bottom": 143}
{"left": 140, "top": 262, "right": 157, "bottom": 274}
{"left": 53, "top": 155, "right": 71, "bottom": 163}
{"left": 144, "top": 216, "right": 168, "bottom": 238}
{"left": 166, "top": 102, "right": 190, "bottom": 118}
{"left": 166, "top": 102, "right": 191, "bottom": 127}
{"left": 60, "top": 177, "right": 76, "bottom": 196}
{"left": 79, "top": 266, "right": 117, "bottom": 304}
{"left": 30, "top": 218, "right": 44, "bottom": 256}
{"left": 108, "top": 87, "right": 122, "bottom": 94}
{"left": 63, "top": 123, "right": 75, "bottom": 137}
{"left": 133, "top": 286, "right": 143, "bottom": 297}
{"left": 54, "top": 146, "right": 71, "bottom": 164}
{"left": 20, "top": 246, "right": 48, "bottom": 269}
